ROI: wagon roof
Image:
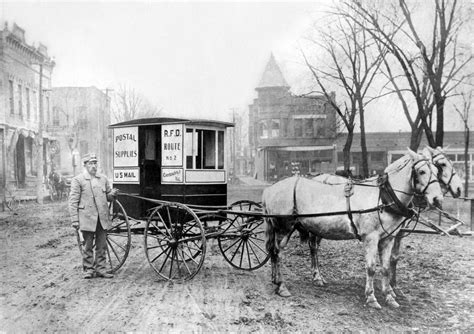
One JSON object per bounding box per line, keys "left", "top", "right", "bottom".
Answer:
{"left": 109, "top": 117, "right": 234, "bottom": 128}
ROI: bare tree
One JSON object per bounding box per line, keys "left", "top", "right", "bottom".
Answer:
{"left": 112, "top": 84, "right": 162, "bottom": 122}
{"left": 345, "top": 0, "right": 472, "bottom": 148}
{"left": 453, "top": 89, "right": 471, "bottom": 197}
{"left": 301, "top": 6, "right": 386, "bottom": 177}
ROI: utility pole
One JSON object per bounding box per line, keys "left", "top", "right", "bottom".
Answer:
{"left": 36, "top": 61, "right": 44, "bottom": 204}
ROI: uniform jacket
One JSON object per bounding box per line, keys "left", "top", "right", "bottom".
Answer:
{"left": 68, "top": 170, "right": 115, "bottom": 232}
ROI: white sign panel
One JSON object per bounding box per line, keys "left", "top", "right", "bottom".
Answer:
{"left": 114, "top": 127, "right": 139, "bottom": 167}
{"left": 113, "top": 168, "right": 140, "bottom": 184}
{"left": 162, "top": 168, "right": 184, "bottom": 183}
{"left": 162, "top": 124, "right": 184, "bottom": 166}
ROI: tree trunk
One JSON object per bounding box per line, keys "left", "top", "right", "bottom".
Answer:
{"left": 358, "top": 98, "right": 369, "bottom": 178}
{"left": 464, "top": 128, "right": 469, "bottom": 197}
{"left": 409, "top": 125, "right": 424, "bottom": 151}
{"left": 435, "top": 97, "right": 445, "bottom": 147}
{"left": 343, "top": 130, "right": 354, "bottom": 173}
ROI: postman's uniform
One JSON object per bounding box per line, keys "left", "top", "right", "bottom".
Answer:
{"left": 68, "top": 169, "right": 115, "bottom": 274}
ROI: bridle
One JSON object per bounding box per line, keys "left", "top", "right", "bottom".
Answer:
{"left": 432, "top": 152, "right": 457, "bottom": 195}
{"left": 411, "top": 158, "right": 440, "bottom": 196}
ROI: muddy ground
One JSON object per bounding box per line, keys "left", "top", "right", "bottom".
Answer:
{"left": 0, "top": 184, "right": 473, "bottom": 332}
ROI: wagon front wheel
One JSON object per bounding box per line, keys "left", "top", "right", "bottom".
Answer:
{"left": 218, "top": 200, "right": 270, "bottom": 271}
{"left": 105, "top": 199, "right": 131, "bottom": 273}
{"left": 144, "top": 202, "right": 206, "bottom": 281}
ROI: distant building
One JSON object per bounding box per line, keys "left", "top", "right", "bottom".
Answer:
{"left": 51, "top": 87, "right": 112, "bottom": 177}
{"left": 337, "top": 131, "right": 474, "bottom": 182}
{"left": 0, "top": 22, "right": 55, "bottom": 203}
{"left": 249, "top": 54, "right": 338, "bottom": 182}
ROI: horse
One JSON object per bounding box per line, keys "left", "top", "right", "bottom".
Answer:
{"left": 263, "top": 149, "right": 444, "bottom": 309}
{"left": 307, "top": 146, "right": 463, "bottom": 295}
{"left": 388, "top": 146, "right": 463, "bottom": 296}
{"left": 48, "top": 171, "right": 69, "bottom": 200}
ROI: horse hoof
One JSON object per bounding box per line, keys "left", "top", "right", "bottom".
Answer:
{"left": 276, "top": 286, "right": 292, "bottom": 297}
{"left": 366, "top": 300, "right": 382, "bottom": 310}
{"left": 313, "top": 279, "right": 325, "bottom": 287}
{"left": 394, "top": 288, "right": 406, "bottom": 299}
{"left": 389, "top": 290, "right": 397, "bottom": 299}
{"left": 386, "top": 299, "right": 400, "bottom": 308}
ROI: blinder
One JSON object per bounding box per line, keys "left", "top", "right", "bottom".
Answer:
{"left": 411, "top": 158, "right": 439, "bottom": 195}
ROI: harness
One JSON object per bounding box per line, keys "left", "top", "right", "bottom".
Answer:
{"left": 432, "top": 152, "right": 457, "bottom": 195}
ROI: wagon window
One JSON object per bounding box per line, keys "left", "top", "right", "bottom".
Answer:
{"left": 203, "top": 130, "right": 216, "bottom": 169}
{"left": 218, "top": 131, "right": 224, "bottom": 169}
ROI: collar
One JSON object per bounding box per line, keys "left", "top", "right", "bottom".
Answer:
{"left": 82, "top": 170, "right": 100, "bottom": 180}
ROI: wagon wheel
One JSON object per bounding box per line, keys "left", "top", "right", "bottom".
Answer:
{"left": 217, "top": 200, "right": 270, "bottom": 271}
{"left": 144, "top": 202, "right": 206, "bottom": 281}
{"left": 75, "top": 200, "right": 131, "bottom": 273}
{"left": 105, "top": 199, "right": 132, "bottom": 273}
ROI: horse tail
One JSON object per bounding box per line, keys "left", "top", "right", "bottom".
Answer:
{"left": 298, "top": 227, "right": 310, "bottom": 244}
{"left": 262, "top": 192, "right": 275, "bottom": 253}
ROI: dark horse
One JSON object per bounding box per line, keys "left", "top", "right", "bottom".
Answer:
{"left": 48, "top": 170, "right": 69, "bottom": 200}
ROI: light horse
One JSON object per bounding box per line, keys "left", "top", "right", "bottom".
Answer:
{"left": 389, "top": 146, "right": 463, "bottom": 296}
{"left": 309, "top": 146, "right": 463, "bottom": 293}
{"left": 263, "top": 150, "right": 444, "bottom": 309}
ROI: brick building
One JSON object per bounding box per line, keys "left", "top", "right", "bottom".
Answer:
{"left": 50, "top": 87, "right": 112, "bottom": 177}
{"left": 249, "top": 54, "right": 337, "bottom": 181}
{"left": 0, "top": 22, "right": 55, "bottom": 203}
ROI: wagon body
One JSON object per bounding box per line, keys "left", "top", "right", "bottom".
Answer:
{"left": 109, "top": 117, "right": 232, "bottom": 219}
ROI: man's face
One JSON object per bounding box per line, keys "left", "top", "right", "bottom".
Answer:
{"left": 85, "top": 161, "right": 98, "bottom": 175}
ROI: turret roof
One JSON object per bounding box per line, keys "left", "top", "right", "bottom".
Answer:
{"left": 257, "top": 53, "right": 290, "bottom": 89}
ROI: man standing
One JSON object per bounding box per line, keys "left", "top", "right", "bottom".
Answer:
{"left": 68, "top": 153, "right": 118, "bottom": 279}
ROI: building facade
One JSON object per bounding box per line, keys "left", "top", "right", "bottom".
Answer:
{"left": 0, "top": 22, "right": 55, "bottom": 204}
{"left": 50, "top": 87, "right": 112, "bottom": 178}
{"left": 249, "top": 54, "right": 337, "bottom": 182}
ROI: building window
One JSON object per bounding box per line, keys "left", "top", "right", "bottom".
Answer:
{"left": 32, "top": 90, "right": 37, "bottom": 121}
{"left": 9, "top": 80, "right": 14, "bottom": 114}
{"left": 46, "top": 96, "right": 50, "bottom": 124}
{"left": 259, "top": 120, "right": 268, "bottom": 138}
{"left": 371, "top": 151, "right": 385, "bottom": 162}
{"left": 294, "top": 119, "right": 303, "bottom": 137}
{"left": 282, "top": 118, "right": 289, "bottom": 137}
{"left": 271, "top": 119, "right": 280, "bottom": 137}
{"left": 304, "top": 119, "right": 313, "bottom": 137}
{"left": 25, "top": 137, "right": 34, "bottom": 175}
{"left": 53, "top": 107, "right": 60, "bottom": 126}
{"left": 26, "top": 87, "right": 31, "bottom": 119}
{"left": 18, "top": 84, "right": 23, "bottom": 118}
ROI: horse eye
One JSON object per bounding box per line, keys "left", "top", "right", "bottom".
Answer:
{"left": 439, "top": 163, "right": 446, "bottom": 167}
{"left": 419, "top": 170, "right": 426, "bottom": 175}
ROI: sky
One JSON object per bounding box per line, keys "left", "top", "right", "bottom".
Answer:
{"left": 1, "top": 1, "right": 471, "bottom": 131}
{"left": 1, "top": 1, "right": 328, "bottom": 123}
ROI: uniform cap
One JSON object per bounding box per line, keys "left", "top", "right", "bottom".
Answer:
{"left": 82, "top": 153, "right": 98, "bottom": 165}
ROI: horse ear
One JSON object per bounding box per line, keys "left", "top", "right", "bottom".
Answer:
{"left": 407, "top": 147, "right": 419, "bottom": 160}
{"left": 422, "top": 147, "right": 432, "bottom": 159}
{"left": 425, "top": 146, "right": 436, "bottom": 153}
{"left": 441, "top": 145, "right": 449, "bottom": 151}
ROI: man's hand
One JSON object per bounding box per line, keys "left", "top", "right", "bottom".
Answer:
{"left": 110, "top": 188, "right": 119, "bottom": 197}
{"left": 71, "top": 222, "right": 79, "bottom": 230}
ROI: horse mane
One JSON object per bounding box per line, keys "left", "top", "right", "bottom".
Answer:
{"left": 384, "top": 154, "right": 412, "bottom": 175}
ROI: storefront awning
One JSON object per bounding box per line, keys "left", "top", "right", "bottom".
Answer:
{"left": 271, "top": 145, "right": 336, "bottom": 152}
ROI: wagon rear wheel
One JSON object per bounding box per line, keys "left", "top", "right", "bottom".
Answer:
{"left": 217, "top": 200, "right": 270, "bottom": 271}
{"left": 144, "top": 202, "right": 206, "bottom": 281}
{"left": 106, "top": 200, "right": 131, "bottom": 273}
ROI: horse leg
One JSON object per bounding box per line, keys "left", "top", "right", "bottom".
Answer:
{"left": 309, "top": 234, "right": 326, "bottom": 286}
{"left": 266, "top": 220, "right": 291, "bottom": 297}
{"left": 389, "top": 233, "right": 405, "bottom": 299}
{"left": 379, "top": 237, "right": 399, "bottom": 308}
{"left": 364, "top": 235, "right": 382, "bottom": 309}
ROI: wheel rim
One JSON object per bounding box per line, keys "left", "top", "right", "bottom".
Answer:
{"left": 218, "top": 200, "right": 269, "bottom": 271}
{"left": 145, "top": 203, "right": 206, "bottom": 281}
{"left": 105, "top": 200, "right": 131, "bottom": 273}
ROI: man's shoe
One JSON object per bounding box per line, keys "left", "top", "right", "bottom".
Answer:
{"left": 83, "top": 271, "right": 94, "bottom": 279}
{"left": 95, "top": 271, "right": 114, "bottom": 278}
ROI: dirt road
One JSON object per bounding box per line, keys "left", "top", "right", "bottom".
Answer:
{"left": 0, "top": 185, "right": 473, "bottom": 332}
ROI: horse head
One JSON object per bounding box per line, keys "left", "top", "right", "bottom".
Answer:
{"left": 408, "top": 149, "right": 443, "bottom": 209}
{"left": 422, "top": 146, "right": 463, "bottom": 198}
